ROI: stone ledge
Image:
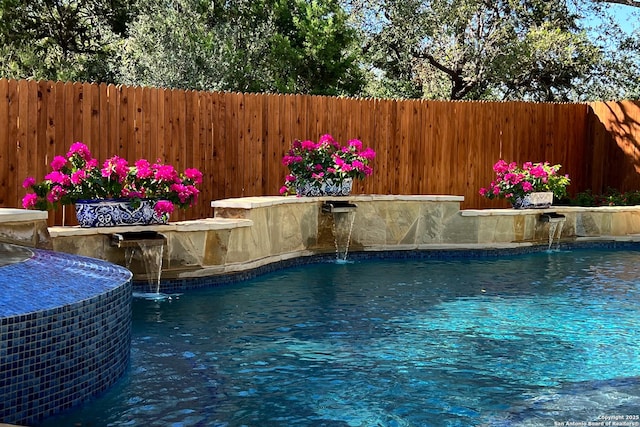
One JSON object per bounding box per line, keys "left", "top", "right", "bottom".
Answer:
{"left": 461, "top": 205, "right": 640, "bottom": 217}
{"left": 49, "top": 218, "right": 253, "bottom": 237}
{"left": 575, "top": 235, "right": 640, "bottom": 242}
{"left": 211, "top": 194, "right": 465, "bottom": 209}
{"left": 0, "top": 208, "right": 48, "bottom": 223}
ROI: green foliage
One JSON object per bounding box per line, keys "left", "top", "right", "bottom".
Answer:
{"left": 0, "top": 0, "right": 637, "bottom": 100}
{"left": 570, "top": 188, "right": 640, "bottom": 206}
{"left": 118, "top": 0, "right": 363, "bottom": 94}
{"left": 0, "top": 0, "right": 135, "bottom": 82}
{"left": 267, "top": 0, "right": 364, "bottom": 95}
{"left": 348, "top": 0, "right": 610, "bottom": 101}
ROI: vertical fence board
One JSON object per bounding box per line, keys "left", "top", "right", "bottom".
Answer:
{"left": 0, "top": 80, "right": 9, "bottom": 205}
{"left": 211, "top": 91, "right": 225, "bottom": 200}
{"left": 224, "top": 93, "right": 239, "bottom": 198}
{"left": 198, "top": 91, "right": 212, "bottom": 208}
{"left": 247, "top": 93, "right": 263, "bottom": 196}
{"left": 265, "top": 93, "right": 281, "bottom": 194}
{"left": 185, "top": 90, "right": 196, "bottom": 174}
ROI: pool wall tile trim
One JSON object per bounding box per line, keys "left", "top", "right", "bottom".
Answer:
{"left": 0, "top": 248, "right": 132, "bottom": 426}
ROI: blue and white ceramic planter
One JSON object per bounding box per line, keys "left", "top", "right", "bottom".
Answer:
{"left": 512, "top": 191, "right": 553, "bottom": 209}
{"left": 296, "top": 178, "right": 353, "bottom": 197}
{"left": 75, "top": 199, "right": 168, "bottom": 227}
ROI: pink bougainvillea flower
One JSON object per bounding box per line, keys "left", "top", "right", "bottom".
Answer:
{"left": 46, "top": 186, "right": 67, "bottom": 203}
{"left": 285, "top": 174, "right": 296, "bottom": 183}
{"left": 333, "top": 156, "right": 345, "bottom": 167}
{"left": 134, "top": 159, "right": 153, "bottom": 179}
{"left": 154, "top": 200, "right": 175, "bottom": 216}
{"left": 169, "top": 183, "right": 192, "bottom": 204}
{"left": 102, "top": 156, "right": 129, "bottom": 182}
{"left": 286, "top": 134, "right": 377, "bottom": 196}
{"left": 301, "top": 140, "right": 317, "bottom": 151}
{"left": 66, "top": 142, "right": 92, "bottom": 160}
{"left": 154, "top": 164, "right": 177, "bottom": 182}
{"left": 70, "top": 169, "right": 87, "bottom": 185}
{"left": 521, "top": 181, "right": 533, "bottom": 192}
{"left": 279, "top": 185, "right": 289, "bottom": 195}
{"left": 45, "top": 170, "right": 70, "bottom": 185}
{"left": 21, "top": 142, "right": 202, "bottom": 215}
{"left": 184, "top": 168, "right": 203, "bottom": 184}
{"left": 22, "top": 176, "right": 36, "bottom": 188}
{"left": 50, "top": 156, "right": 67, "bottom": 171}
{"left": 493, "top": 159, "right": 509, "bottom": 174}
{"left": 479, "top": 188, "right": 488, "bottom": 196}
{"left": 352, "top": 160, "right": 364, "bottom": 171}
{"left": 348, "top": 139, "right": 362, "bottom": 149}
{"left": 360, "top": 147, "right": 376, "bottom": 160}
{"left": 529, "top": 165, "right": 547, "bottom": 178}
{"left": 22, "top": 193, "right": 37, "bottom": 208}
{"left": 122, "top": 188, "right": 145, "bottom": 198}
{"left": 318, "top": 134, "right": 335, "bottom": 145}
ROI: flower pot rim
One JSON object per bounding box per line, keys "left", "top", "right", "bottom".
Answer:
{"left": 76, "top": 197, "right": 158, "bottom": 203}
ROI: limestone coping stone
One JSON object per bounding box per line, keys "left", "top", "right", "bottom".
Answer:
{"left": 48, "top": 218, "right": 252, "bottom": 237}
{"left": 211, "top": 194, "right": 465, "bottom": 209}
{"left": 0, "top": 208, "right": 48, "bottom": 223}
{"left": 460, "top": 205, "right": 640, "bottom": 217}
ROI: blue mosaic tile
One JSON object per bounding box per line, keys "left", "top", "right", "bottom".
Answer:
{"left": 0, "top": 247, "right": 132, "bottom": 426}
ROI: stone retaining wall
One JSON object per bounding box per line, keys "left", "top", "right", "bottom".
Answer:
{"left": 7, "top": 196, "right": 640, "bottom": 284}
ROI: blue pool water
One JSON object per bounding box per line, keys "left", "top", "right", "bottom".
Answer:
{"left": 38, "top": 249, "right": 640, "bottom": 426}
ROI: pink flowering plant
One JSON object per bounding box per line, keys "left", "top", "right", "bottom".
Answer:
{"left": 479, "top": 160, "right": 570, "bottom": 204}
{"left": 22, "top": 142, "right": 203, "bottom": 217}
{"left": 279, "top": 134, "right": 376, "bottom": 196}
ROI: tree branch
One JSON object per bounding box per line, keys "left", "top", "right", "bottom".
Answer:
{"left": 412, "top": 49, "right": 457, "bottom": 80}
{"left": 593, "top": 0, "right": 640, "bottom": 8}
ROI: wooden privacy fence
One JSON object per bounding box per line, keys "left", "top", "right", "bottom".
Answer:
{"left": 0, "top": 78, "right": 638, "bottom": 225}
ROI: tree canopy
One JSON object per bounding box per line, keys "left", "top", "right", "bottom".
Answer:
{"left": 0, "top": 0, "right": 637, "bottom": 101}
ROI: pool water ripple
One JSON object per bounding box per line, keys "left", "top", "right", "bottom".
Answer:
{"left": 38, "top": 249, "right": 640, "bottom": 426}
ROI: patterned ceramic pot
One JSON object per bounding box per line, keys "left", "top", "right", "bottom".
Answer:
{"left": 512, "top": 191, "right": 554, "bottom": 209}
{"left": 295, "top": 178, "right": 353, "bottom": 197}
{"left": 75, "top": 199, "right": 168, "bottom": 227}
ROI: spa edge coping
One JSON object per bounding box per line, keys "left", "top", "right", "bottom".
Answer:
{"left": 210, "top": 194, "right": 466, "bottom": 209}
{"left": 48, "top": 217, "right": 253, "bottom": 237}
{"left": 461, "top": 205, "right": 640, "bottom": 216}
{"left": 0, "top": 207, "right": 48, "bottom": 222}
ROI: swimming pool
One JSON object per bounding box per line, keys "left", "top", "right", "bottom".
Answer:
{"left": 38, "top": 248, "right": 640, "bottom": 426}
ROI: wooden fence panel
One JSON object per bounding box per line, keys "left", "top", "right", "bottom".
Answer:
{"left": 590, "top": 101, "right": 640, "bottom": 193}
{"left": 1, "top": 78, "right": 639, "bottom": 223}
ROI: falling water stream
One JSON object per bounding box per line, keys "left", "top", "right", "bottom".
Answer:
{"left": 123, "top": 241, "right": 170, "bottom": 299}
{"left": 332, "top": 211, "right": 356, "bottom": 262}
{"left": 548, "top": 222, "right": 559, "bottom": 251}
{"left": 546, "top": 217, "right": 566, "bottom": 251}
{"left": 138, "top": 242, "right": 164, "bottom": 293}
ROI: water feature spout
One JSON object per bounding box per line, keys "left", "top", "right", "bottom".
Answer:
{"left": 322, "top": 200, "right": 358, "bottom": 214}
{"left": 111, "top": 231, "right": 167, "bottom": 293}
{"left": 322, "top": 201, "right": 357, "bottom": 262}
{"left": 539, "top": 213, "right": 566, "bottom": 251}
